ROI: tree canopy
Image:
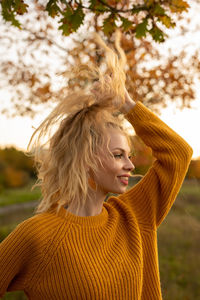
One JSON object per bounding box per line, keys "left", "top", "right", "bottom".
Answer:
{"left": 1, "top": 0, "right": 189, "bottom": 42}
{"left": 0, "top": 0, "right": 199, "bottom": 118}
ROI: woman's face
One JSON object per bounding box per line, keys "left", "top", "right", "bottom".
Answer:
{"left": 93, "top": 128, "right": 135, "bottom": 195}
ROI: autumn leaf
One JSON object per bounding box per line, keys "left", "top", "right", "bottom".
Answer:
{"left": 16, "top": 0, "right": 28, "bottom": 15}
{"left": 169, "top": 0, "right": 190, "bottom": 13}
{"left": 158, "top": 15, "right": 176, "bottom": 28}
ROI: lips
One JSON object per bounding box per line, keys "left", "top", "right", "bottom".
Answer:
{"left": 118, "top": 174, "right": 130, "bottom": 178}
{"left": 118, "top": 176, "right": 129, "bottom": 185}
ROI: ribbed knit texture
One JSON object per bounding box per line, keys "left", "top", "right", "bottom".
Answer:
{"left": 0, "top": 102, "right": 193, "bottom": 300}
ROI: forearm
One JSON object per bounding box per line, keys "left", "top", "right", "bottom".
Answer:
{"left": 120, "top": 99, "right": 136, "bottom": 114}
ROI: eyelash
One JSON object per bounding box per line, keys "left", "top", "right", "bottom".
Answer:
{"left": 114, "top": 154, "right": 132, "bottom": 160}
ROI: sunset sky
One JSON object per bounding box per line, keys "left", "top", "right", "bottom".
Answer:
{"left": 0, "top": 98, "right": 200, "bottom": 159}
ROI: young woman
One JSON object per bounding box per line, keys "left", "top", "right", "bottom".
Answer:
{"left": 0, "top": 33, "right": 193, "bottom": 300}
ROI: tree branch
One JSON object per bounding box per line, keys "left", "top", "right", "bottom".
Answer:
{"left": 22, "top": 27, "right": 68, "bottom": 53}
{"left": 75, "top": 0, "right": 149, "bottom": 14}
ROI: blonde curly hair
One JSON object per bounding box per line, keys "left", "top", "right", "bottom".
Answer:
{"left": 28, "top": 31, "right": 132, "bottom": 216}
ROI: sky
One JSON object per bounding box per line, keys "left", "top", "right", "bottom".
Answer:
{"left": 161, "top": 100, "right": 200, "bottom": 159}
{"left": 0, "top": 0, "right": 200, "bottom": 159}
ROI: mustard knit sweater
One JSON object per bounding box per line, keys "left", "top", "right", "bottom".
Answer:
{"left": 0, "top": 102, "right": 193, "bottom": 300}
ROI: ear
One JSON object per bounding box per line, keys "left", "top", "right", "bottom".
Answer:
{"left": 87, "top": 168, "right": 94, "bottom": 178}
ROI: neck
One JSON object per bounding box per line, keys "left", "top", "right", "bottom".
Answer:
{"left": 65, "top": 188, "right": 107, "bottom": 217}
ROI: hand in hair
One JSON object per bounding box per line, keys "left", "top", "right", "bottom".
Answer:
{"left": 91, "top": 75, "right": 136, "bottom": 114}
{"left": 120, "top": 88, "right": 136, "bottom": 114}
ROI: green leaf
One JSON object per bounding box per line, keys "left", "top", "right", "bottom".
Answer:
{"left": 120, "top": 16, "right": 133, "bottom": 31}
{"left": 135, "top": 18, "right": 148, "bottom": 38}
{"left": 103, "top": 14, "right": 117, "bottom": 36}
{"left": 1, "top": 0, "right": 26, "bottom": 28}
{"left": 71, "top": 6, "right": 85, "bottom": 31}
{"left": 144, "top": 0, "right": 154, "bottom": 7}
{"left": 58, "top": 5, "right": 85, "bottom": 36}
{"left": 46, "top": 0, "right": 60, "bottom": 18}
{"left": 153, "top": 4, "right": 165, "bottom": 16}
{"left": 89, "top": 0, "right": 109, "bottom": 14}
{"left": 59, "top": 6, "right": 75, "bottom": 36}
{"left": 149, "top": 25, "right": 165, "bottom": 42}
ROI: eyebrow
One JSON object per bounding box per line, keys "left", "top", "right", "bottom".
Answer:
{"left": 112, "top": 147, "right": 131, "bottom": 154}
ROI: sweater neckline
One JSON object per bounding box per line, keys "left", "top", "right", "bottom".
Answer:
{"left": 53, "top": 203, "right": 109, "bottom": 227}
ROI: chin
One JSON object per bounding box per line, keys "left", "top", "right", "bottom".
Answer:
{"left": 110, "top": 187, "right": 126, "bottom": 194}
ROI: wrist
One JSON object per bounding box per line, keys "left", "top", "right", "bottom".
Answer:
{"left": 121, "top": 99, "right": 136, "bottom": 114}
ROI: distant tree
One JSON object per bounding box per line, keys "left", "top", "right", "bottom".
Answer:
{"left": 3, "top": 166, "right": 30, "bottom": 188}
{"left": 0, "top": 147, "right": 36, "bottom": 188}
{"left": 0, "top": 147, "right": 35, "bottom": 175}
{"left": 187, "top": 159, "right": 200, "bottom": 180}
{"left": 129, "top": 135, "right": 154, "bottom": 175}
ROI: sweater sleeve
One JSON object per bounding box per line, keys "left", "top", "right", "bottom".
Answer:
{"left": 118, "top": 101, "right": 193, "bottom": 229}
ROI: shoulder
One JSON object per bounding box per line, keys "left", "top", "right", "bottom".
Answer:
{"left": 7, "top": 211, "right": 68, "bottom": 247}
{"left": 15, "top": 211, "right": 58, "bottom": 232}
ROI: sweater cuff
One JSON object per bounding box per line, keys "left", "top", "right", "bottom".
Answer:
{"left": 125, "top": 101, "right": 154, "bottom": 124}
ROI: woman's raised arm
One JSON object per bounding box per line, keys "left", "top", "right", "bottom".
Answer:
{"left": 118, "top": 101, "right": 193, "bottom": 230}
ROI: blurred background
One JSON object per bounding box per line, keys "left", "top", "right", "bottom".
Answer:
{"left": 0, "top": 0, "right": 200, "bottom": 299}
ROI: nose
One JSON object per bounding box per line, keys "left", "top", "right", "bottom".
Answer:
{"left": 124, "top": 158, "right": 135, "bottom": 172}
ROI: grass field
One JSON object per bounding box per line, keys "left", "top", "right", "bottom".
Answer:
{"left": 0, "top": 179, "right": 200, "bottom": 299}
{"left": 0, "top": 181, "right": 41, "bottom": 207}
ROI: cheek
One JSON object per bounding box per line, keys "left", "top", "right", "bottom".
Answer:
{"left": 97, "top": 160, "right": 121, "bottom": 180}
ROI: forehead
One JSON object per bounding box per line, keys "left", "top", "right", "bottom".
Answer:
{"left": 105, "top": 128, "right": 130, "bottom": 152}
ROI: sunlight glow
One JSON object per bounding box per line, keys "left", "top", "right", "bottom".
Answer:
{"left": 0, "top": 102, "right": 199, "bottom": 159}
{"left": 160, "top": 100, "right": 200, "bottom": 159}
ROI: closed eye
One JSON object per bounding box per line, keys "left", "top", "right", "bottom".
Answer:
{"left": 114, "top": 154, "right": 133, "bottom": 160}
{"left": 114, "top": 154, "right": 123, "bottom": 159}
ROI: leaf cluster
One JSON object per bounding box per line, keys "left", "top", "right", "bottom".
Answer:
{"left": 0, "top": 0, "right": 190, "bottom": 42}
